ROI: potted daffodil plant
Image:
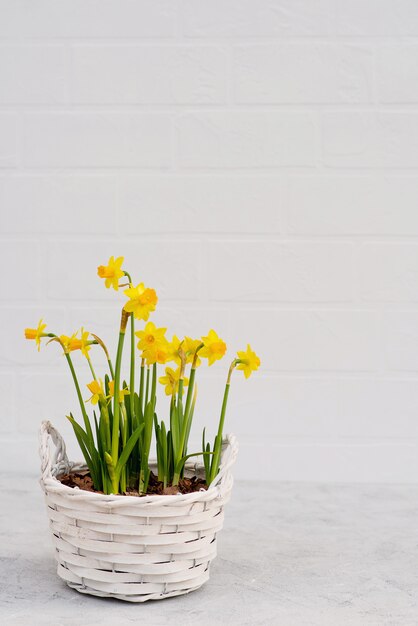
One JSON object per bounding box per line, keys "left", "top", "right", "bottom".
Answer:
{"left": 28, "top": 256, "right": 260, "bottom": 602}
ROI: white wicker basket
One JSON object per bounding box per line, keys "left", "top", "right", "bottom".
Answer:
{"left": 39, "top": 420, "right": 238, "bottom": 602}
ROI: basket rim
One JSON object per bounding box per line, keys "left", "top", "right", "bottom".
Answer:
{"left": 40, "top": 424, "right": 237, "bottom": 506}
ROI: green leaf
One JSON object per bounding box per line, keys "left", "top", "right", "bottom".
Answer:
{"left": 202, "top": 428, "right": 211, "bottom": 479}
{"left": 116, "top": 424, "right": 144, "bottom": 477}
{"left": 134, "top": 391, "right": 143, "bottom": 424}
{"left": 209, "top": 434, "right": 222, "bottom": 485}
{"left": 174, "top": 450, "right": 213, "bottom": 478}
{"left": 143, "top": 399, "right": 154, "bottom": 452}
{"left": 104, "top": 374, "right": 110, "bottom": 397}
{"left": 161, "top": 420, "right": 168, "bottom": 476}
{"left": 67, "top": 414, "right": 101, "bottom": 488}
{"left": 105, "top": 451, "right": 116, "bottom": 484}
{"left": 167, "top": 429, "right": 173, "bottom": 478}
{"left": 93, "top": 412, "right": 102, "bottom": 458}
{"left": 170, "top": 401, "right": 180, "bottom": 460}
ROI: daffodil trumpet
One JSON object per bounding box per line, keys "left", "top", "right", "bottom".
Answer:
{"left": 25, "top": 256, "right": 260, "bottom": 495}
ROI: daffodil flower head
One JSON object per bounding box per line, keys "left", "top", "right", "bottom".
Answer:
{"left": 135, "top": 322, "right": 167, "bottom": 351}
{"left": 236, "top": 344, "right": 261, "bottom": 379}
{"left": 167, "top": 334, "right": 182, "bottom": 365}
{"left": 79, "top": 327, "right": 91, "bottom": 358}
{"left": 97, "top": 256, "right": 124, "bottom": 291}
{"left": 200, "top": 329, "right": 227, "bottom": 366}
{"left": 108, "top": 380, "right": 130, "bottom": 404}
{"left": 143, "top": 344, "right": 169, "bottom": 366}
{"left": 124, "top": 283, "right": 158, "bottom": 321}
{"left": 182, "top": 336, "right": 202, "bottom": 367}
{"left": 59, "top": 332, "right": 81, "bottom": 354}
{"left": 85, "top": 379, "right": 104, "bottom": 405}
{"left": 135, "top": 322, "right": 169, "bottom": 365}
{"left": 24, "top": 318, "right": 47, "bottom": 351}
{"left": 158, "top": 366, "right": 189, "bottom": 396}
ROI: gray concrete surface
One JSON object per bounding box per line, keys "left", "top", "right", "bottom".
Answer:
{"left": 1, "top": 477, "right": 417, "bottom": 625}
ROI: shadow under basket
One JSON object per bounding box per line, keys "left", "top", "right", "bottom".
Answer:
{"left": 39, "top": 420, "right": 238, "bottom": 602}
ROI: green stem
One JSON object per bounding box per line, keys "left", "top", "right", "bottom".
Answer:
{"left": 129, "top": 315, "right": 135, "bottom": 417}
{"left": 151, "top": 362, "right": 157, "bottom": 401}
{"left": 172, "top": 369, "right": 193, "bottom": 485}
{"left": 139, "top": 364, "right": 156, "bottom": 494}
{"left": 99, "top": 398, "right": 111, "bottom": 451}
{"left": 145, "top": 366, "right": 150, "bottom": 408}
{"left": 111, "top": 319, "right": 128, "bottom": 468}
{"left": 87, "top": 356, "right": 97, "bottom": 380}
{"left": 64, "top": 352, "right": 94, "bottom": 443}
{"left": 90, "top": 334, "right": 114, "bottom": 377}
{"left": 178, "top": 367, "right": 196, "bottom": 461}
{"left": 178, "top": 377, "right": 184, "bottom": 401}
{"left": 124, "top": 271, "right": 135, "bottom": 422}
{"left": 45, "top": 333, "right": 94, "bottom": 443}
{"left": 183, "top": 367, "right": 196, "bottom": 428}
{"left": 139, "top": 358, "right": 145, "bottom": 414}
{"left": 209, "top": 382, "right": 231, "bottom": 484}
{"left": 120, "top": 403, "right": 128, "bottom": 492}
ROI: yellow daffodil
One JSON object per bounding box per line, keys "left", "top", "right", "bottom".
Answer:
{"left": 108, "top": 380, "right": 130, "bottom": 403}
{"left": 139, "top": 342, "right": 167, "bottom": 365}
{"left": 24, "top": 319, "right": 47, "bottom": 351}
{"left": 97, "top": 256, "right": 124, "bottom": 291}
{"left": 143, "top": 344, "right": 169, "bottom": 365}
{"left": 79, "top": 328, "right": 91, "bottom": 358}
{"left": 167, "top": 334, "right": 181, "bottom": 365}
{"left": 236, "top": 344, "right": 261, "bottom": 379}
{"left": 158, "top": 366, "right": 189, "bottom": 396}
{"left": 124, "top": 283, "right": 158, "bottom": 321}
{"left": 135, "top": 322, "right": 167, "bottom": 351}
{"left": 135, "top": 322, "right": 169, "bottom": 364}
{"left": 183, "top": 336, "right": 202, "bottom": 367}
{"left": 200, "top": 329, "right": 227, "bottom": 366}
{"left": 85, "top": 380, "right": 104, "bottom": 405}
{"left": 59, "top": 332, "right": 81, "bottom": 354}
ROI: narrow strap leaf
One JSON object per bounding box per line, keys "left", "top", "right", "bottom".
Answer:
{"left": 116, "top": 424, "right": 144, "bottom": 477}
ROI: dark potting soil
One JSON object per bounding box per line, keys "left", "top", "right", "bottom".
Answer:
{"left": 57, "top": 470, "right": 208, "bottom": 496}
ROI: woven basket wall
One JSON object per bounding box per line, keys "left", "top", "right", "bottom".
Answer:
{"left": 39, "top": 420, "right": 238, "bottom": 602}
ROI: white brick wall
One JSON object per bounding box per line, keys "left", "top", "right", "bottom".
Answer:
{"left": 2, "top": 0, "right": 418, "bottom": 482}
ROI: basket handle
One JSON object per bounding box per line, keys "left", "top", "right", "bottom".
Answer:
{"left": 210, "top": 433, "right": 239, "bottom": 495}
{"left": 39, "top": 420, "right": 70, "bottom": 482}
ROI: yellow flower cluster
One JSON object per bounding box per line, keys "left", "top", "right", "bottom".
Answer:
{"left": 25, "top": 256, "right": 261, "bottom": 394}
{"left": 97, "top": 256, "right": 158, "bottom": 321}
{"left": 24, "top": 322, "right": 92, "bottom": 356}
{"left": 133, "top": 322, "right": 231, "bottom": 394}
{"left": 57, "top": 328, "right": 91, "bottom": 356}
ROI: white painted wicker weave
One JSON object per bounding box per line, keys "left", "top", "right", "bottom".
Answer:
{"left": 39, "top": 420, "right": 238, "bottom": 602}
